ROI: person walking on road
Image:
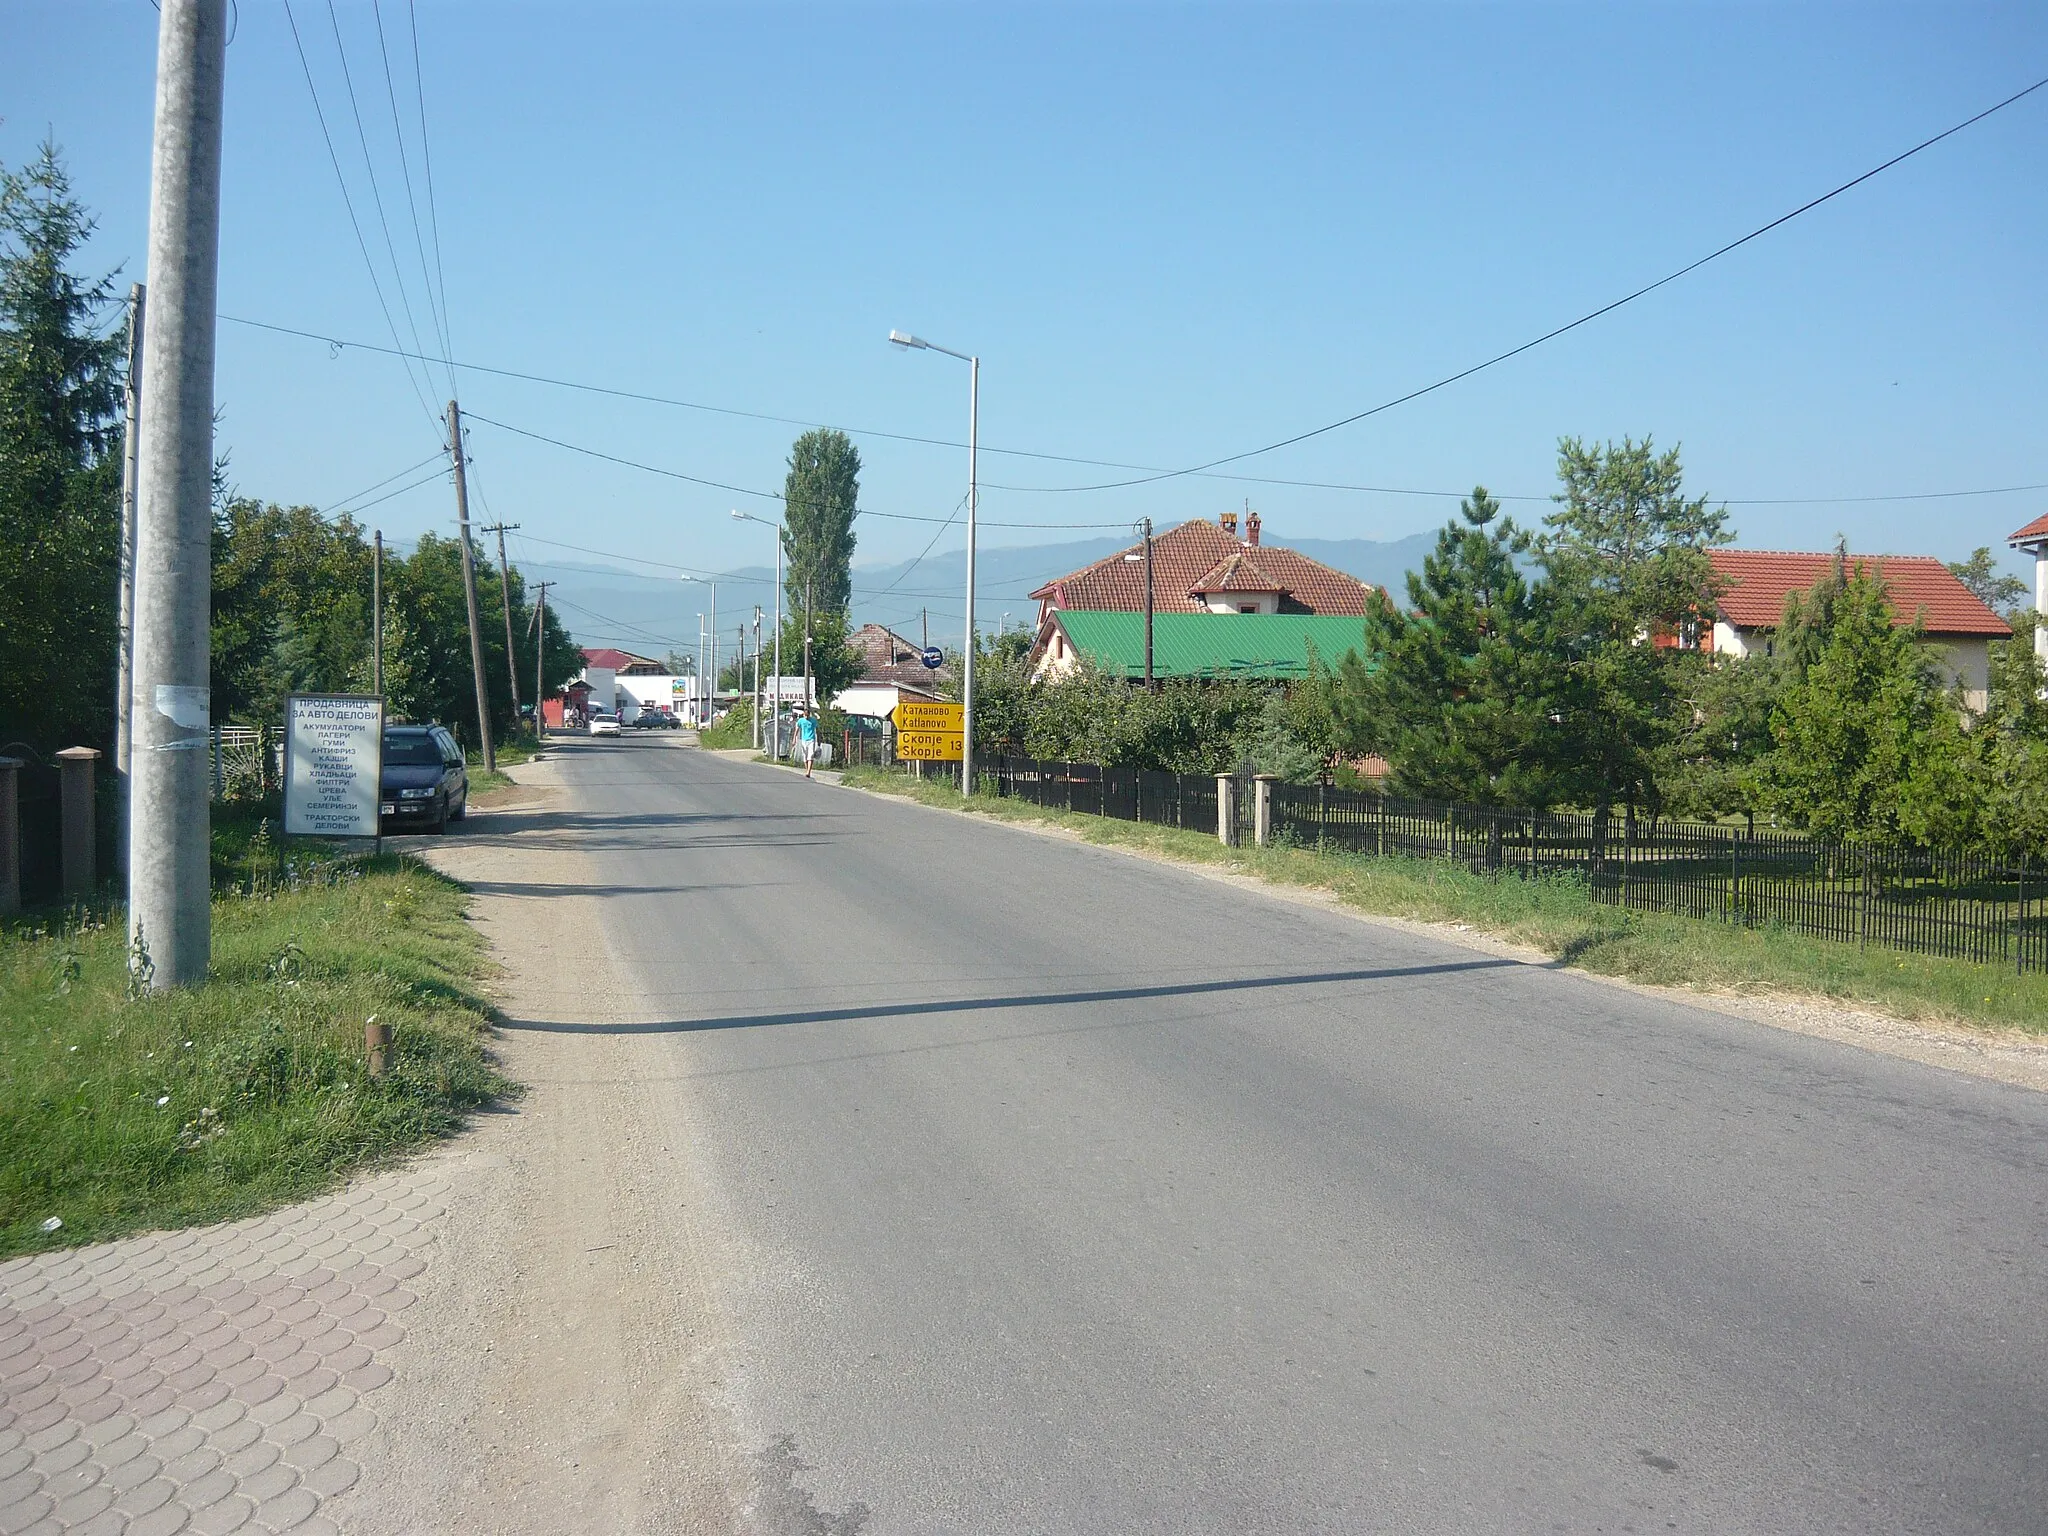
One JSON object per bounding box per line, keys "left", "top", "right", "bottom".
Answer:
{"left": 797, "top": 710, "right": 818, "bottom": 777}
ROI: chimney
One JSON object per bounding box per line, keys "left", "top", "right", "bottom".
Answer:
{"left": 1245, "top": 509, "right": 1261, "bottom": 546}
{"left": 1220, "top": 509, "right": 1238, "bottom": 537}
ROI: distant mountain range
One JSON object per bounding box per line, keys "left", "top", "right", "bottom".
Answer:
{"left": 526, "top": 531, "right": 1437, "bottom": 661}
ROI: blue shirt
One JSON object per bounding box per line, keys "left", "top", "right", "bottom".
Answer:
{"left": 797, "top": 716, "right": 817, "bottom": 743}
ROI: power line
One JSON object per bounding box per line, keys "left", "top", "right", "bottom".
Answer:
{"left": 405, "top": 1, "right": 455, "bottom": 398}
{"left": 280, "top": 0, "right": 440, "bottom": 431}
{"left": 459, "top": 412, "right": 1131, "bottom": 529}
{"left": 869, "top": 491, "right": 969, "bottom": 601}
{"left": 322, "top": 0, "right": 438, "bottom": 397}
{"left": 318, "top": 450, "right": 447, "bottom": 514}
{"left": 1008, "top": 73, "right": 2048, "bottom": 494}
{"left": 219, "top": 310, "right": 2048, "bottom": 510}
{"left": 370, "top": 0, "right": 455, "bottom": 398}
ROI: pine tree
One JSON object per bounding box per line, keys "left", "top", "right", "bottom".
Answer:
{"left": 0, "top": 141, "right": 123, "bottom": 752}
{"left": 1333, "top": 488, "right": 1557, "bottom": 805}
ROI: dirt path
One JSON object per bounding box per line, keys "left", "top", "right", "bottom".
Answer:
{"left": 327, "top": 752, "right": 750, "bottom": 1534}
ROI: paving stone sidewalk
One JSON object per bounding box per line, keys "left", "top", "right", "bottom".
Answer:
{"left": 0, "top": 1166, "right": 446, "bottom": 1536}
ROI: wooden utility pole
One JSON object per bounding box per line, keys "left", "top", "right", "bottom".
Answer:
{"left": 372, "top": 530, "right": 384, "bottom": 697}
{"left": 531, "top": 580, "right": 552, "bottom": 738}
{"left": 482, "top": 521, "right": 523, "bottom": 733}
{"left": 1142, "top": 515, "right": 1156, "bottom": 692}
{"left": 445, "top": 400, "right": 495, "bottom": 771}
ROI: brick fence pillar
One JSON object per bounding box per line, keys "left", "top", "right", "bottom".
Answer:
{"left": 0, "top": 757, "right": 20, "bottom": 914}
{"left": 57, "top": 746, "right": 101, "bottom": 897}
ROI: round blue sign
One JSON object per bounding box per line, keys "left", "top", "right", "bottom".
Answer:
{"left": 920, "top": 647, "right": 944, "bottom": 669}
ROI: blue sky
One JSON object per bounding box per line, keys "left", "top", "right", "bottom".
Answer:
{"left": 7, "top": 1, "right": 2045, "bottom": 643}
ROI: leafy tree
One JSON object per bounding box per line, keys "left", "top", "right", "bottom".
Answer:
{"left": 1946, "top": 546, "right": 2029, "bottom": 616}
{"left": 1539, "top": 437, "right": 1729, "bottom": 819}
{"left": 0, "top": 141, "right": 122, "bottom": 755}
{"left": 211, "top": 499, "right": 373, "bottom": 722}
{"left": 773, "top": 608, "right": 864, "bottom": 707}
{"left": 781, "top": 428, "right": 860, "bottom": 618}
{"left": 1756, "top": 566, "right": 1961, "bottom": 841}
{"left": 1655, "top": 651, "right": 1784, "bottom": 823}
{"left": 1332, "top": 489, "right": 1557, "bottom": 805}
{"left": 379, "top": 534, "right": 579, "bottom": 747}
{"left": 1950, "top": 614, "right": 2048, "bottom": 857}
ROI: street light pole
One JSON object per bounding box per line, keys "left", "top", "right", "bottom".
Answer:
{"left": 889, "top": 330, "right": 979, "bottom": 794}
{"left": 732, "top": 509, "right": 784, "bottom": 758}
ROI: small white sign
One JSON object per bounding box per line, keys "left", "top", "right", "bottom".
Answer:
{"left": 283, "top": 694, "right": 384, "bottom": 839}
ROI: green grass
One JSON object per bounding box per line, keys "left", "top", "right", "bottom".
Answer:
{"left": 0, "top": 802, "right": 510, "bottom": 1258}
{"left": 697, "top": 704, "right": 756, "bottom": 750}
{"left": 842, "top": 767, "right": 2048, "bottom": 1036}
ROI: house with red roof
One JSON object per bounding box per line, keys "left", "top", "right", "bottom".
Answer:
{"left": 1027, "top": 510, "right": 1374, "bottom": 680}
{"left": 1705, "top": 550, "right": 2011, "bottom": 711}
{"left": 833, "top": 624, "right": 948, "bottom": 720}
{"left": 2010, "top": 512, "right": 2048, "bottom": 664}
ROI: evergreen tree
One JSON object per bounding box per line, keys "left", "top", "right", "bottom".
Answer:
{"left": 1757, "top": 565, "right": 1959, "bottom": 841}
{"left": 781, "top": 429, "right": 860, "bottom": 618}
{"left": 1539, "top": 437, "right": 1729, "bottom": 818}
{"left": 0, "top": 141, "right": 122, "bottom": 753}
{"left": 1333, "top": 488, "right": 1557, "bottom": 805}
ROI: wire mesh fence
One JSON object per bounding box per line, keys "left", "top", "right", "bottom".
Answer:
{"left": 979, "top": 756, "right": 2045, "bottom": 975}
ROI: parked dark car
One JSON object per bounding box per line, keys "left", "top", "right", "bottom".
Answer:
{"left": 632, "top": 708, "right": 680, "bottom": 729}
{"left": 380, "top": 724, "right": 468, "bottom": 834}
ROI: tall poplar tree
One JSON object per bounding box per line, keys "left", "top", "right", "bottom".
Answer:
{"left": 781, "top": 428, "right": 860, "bottom": 619}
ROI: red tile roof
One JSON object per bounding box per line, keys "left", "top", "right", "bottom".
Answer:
{"left": 1029, "top": 519, "right": 1373, "bottom": 616}
{"left": 849, "top": 624, "right": 948, "bottom": 692}
{"left": 580, "top": 646, "right": 661, "bottom": 671}
{"left": 1191, "top": 550, "right": 1287, "bottom": 595}
{"left": 2010, "top": 512, "right": 2048, "bottom": 545}
{"left": 1708, "top": 550, "right": 2010, "bottom": 637}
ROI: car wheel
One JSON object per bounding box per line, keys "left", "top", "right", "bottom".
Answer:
{"left": 449, "top": 789, "right": 467, "bottom": 822}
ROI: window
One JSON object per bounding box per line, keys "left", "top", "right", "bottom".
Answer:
{"left": 1239, "top": 604, "right": 1258, "bottom": 614}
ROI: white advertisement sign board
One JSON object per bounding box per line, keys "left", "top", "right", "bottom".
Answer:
{"left": 283, "top": 694, "right": 384, "bottom": 839}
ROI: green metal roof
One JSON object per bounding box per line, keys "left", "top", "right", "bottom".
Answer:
{"left": 1052, "top": 611, "right": 1369, "bottom": 679}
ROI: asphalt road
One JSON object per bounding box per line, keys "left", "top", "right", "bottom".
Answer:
{"left": 517, "top": 735, "right": 2048, "bottom": 1534}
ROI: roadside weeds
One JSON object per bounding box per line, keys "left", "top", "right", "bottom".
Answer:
{"left": 0, "top": 802, "right": 511, "bottom": 1258}
{"left": 840, "top": 767, "right": 2048, "bottom": 1076}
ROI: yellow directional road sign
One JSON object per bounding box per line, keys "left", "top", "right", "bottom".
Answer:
{"left": 895, "top": 729, "right": 964, "bottom": 762}
{"left": 895, "top": 701, "right": 964, "bottom": 732}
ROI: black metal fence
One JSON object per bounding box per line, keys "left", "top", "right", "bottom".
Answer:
{"left": 980, "top": 756, "right": 2046, "bottom": 975}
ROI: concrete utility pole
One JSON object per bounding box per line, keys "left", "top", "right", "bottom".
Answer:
{"left": 482, "top": 522, "right": 523, "bottom": 733}
{"left": 445, "top": 400, "right": 495, "bottom": 771}
{"left": 129, "top": 0, "right": 227, "bottom": 989}
{"left": 802, "top": 575, "right": 813, "bottom": 723}
{"left": 115, "top": 282, "right": 146, "bottom": 781}
{"left": 372, "top": 530, "right": 384, "bottom": 698}
{"left": 751, "top": 606, "right": 762, "bottom": 750}
{"left": 532, "top": 580, "right": 552, "bottom": 737}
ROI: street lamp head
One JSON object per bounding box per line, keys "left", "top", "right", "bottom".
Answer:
{"left": 888, "top": 330, "right": 928, "bottom": 350}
